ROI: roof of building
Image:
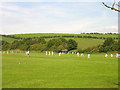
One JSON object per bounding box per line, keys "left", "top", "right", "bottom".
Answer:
{"left": 61, "top": 49, "right": 68, "bottom": 51}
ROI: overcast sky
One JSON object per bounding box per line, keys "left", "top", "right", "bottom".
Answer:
{"left": 0, "top": 2, "right": 118, "bottom": 34}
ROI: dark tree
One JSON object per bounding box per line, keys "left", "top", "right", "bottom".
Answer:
{"left": 67, "top": 39, "right": 77, "bottom": 50}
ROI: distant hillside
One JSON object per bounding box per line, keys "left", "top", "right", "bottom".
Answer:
{"left": 1, "top": 33, "right": 118, "bottom": 50}
{"left": 2, "top": 33, "right": 119, "bottom": 39}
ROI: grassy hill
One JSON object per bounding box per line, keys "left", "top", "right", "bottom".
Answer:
{"left": 2, "top": 36, "right": 104, "bottom": 50}
{"left": 8, "top": 33, "right": 118, "bottom": 39}
{"left": 65, "top": 38, "right": 104, "bottom": 49}
{"left": 1, "top": 33, "right": 118, "bottom": 50}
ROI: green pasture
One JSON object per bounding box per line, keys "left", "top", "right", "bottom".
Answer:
{"left": 2, "top": 52, "right": 118, "bottom": 88}
{"left": 65, "top": 38, "right": 104, "bottom": 49}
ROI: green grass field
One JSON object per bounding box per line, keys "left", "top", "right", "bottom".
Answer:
{"left": 2, "top": 52, "right": 118, "bottom": 88}
{"left": 65, "top": 38, "right": 104, "bottom": 49}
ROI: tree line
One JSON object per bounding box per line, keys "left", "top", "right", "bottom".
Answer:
{"left": 1, "top": 38, "right": 77, "bottom": 52}
{"left": 1, "top": 37, "right": 119, "bottom": 53}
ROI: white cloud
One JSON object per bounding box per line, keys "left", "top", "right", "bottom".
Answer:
{"left": 0, "top": 3, "right": 20, "bottom": 11}
{"left": 0, "top": 2, "right": 118, "bottom": 34}
{"left": 105, "top": 26, "right": 118, "bottom": 30}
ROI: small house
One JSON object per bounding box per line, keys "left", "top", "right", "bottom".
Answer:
{"left": 61, "top": 49, "right": 68, "bottom": 54}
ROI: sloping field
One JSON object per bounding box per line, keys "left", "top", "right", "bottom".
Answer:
{"left": 2, "top": 36, "right": 18, "bottom": 43}
{"left": 65, "top": 38, "right": 104, "bottom": 49}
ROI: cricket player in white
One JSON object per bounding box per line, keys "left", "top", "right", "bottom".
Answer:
{"left": 77, "top": 52, "right": 79, "bottom": 56}
{"left": 52, "top": 51, "right": 54, "bottom": 56}
{"left": 59, "top": 52, "right": 61, "bottom": 56}
{"left": 88, "top": 54, "right": 90, "bottom": 58}
{"left": 111, "top": 54, "right": 113, "bottom": 57}
{"left": 105, "top": 54, "right": 108, "bottom": 58}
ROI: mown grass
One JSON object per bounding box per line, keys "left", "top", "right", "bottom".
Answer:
{"left": 2, "top": 52, "right": 118, "bottom": 88}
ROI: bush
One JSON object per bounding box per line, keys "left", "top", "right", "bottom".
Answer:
{"left": 99, "top": 37, "right": 118, "bottom": 52}
{"left": 67, "top": 39, "right": 77, "bottom": 50}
